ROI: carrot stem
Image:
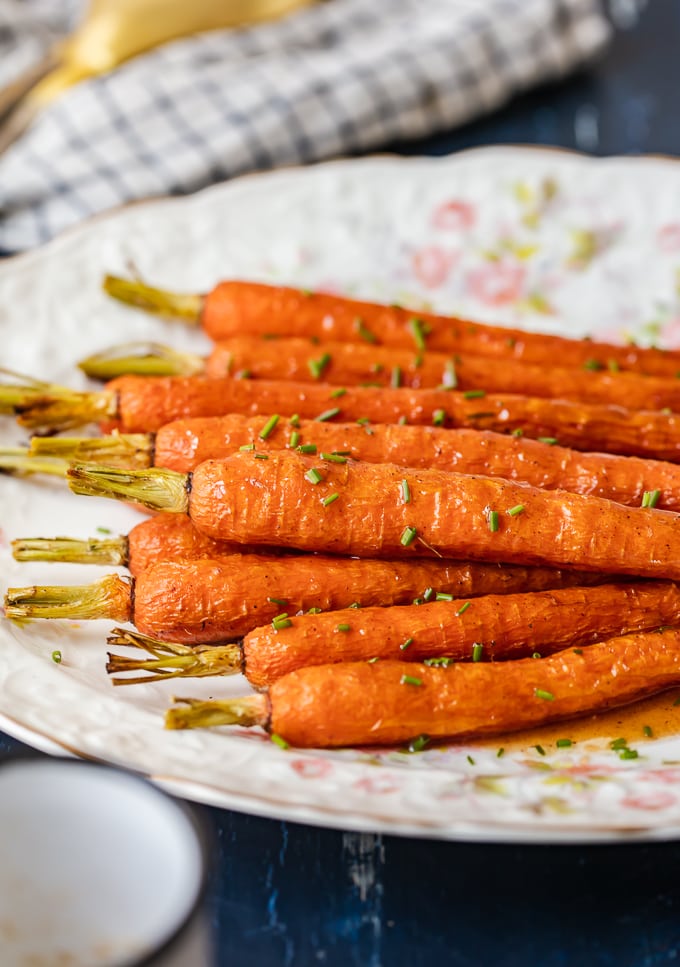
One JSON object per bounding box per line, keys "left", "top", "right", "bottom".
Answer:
{"left": 0, "top": 371, "right": 117, "bottom": 433}
{"left": 67, "top": 463, "right": 189, "bottom": 512}
{"left": 165, "top": 694, "right": 267, "bottom": 729}
{"left": 78, "top": 342, "right": 205, "bottom": 379}
{"left": 106, "top": 627, "right": 242, "bottom": 683}
{"left": 0, "top": 447, "right": 69, "bottom": 478}
{"left": 0, "top": 368, "right": 66, "bottom": 413}
{"left": 12, "top": 536, "right": 128, "bottom": 566}
{"left": 4, "top": 574, "right": 132, "bottom": 622}
{"left": 31, "top": 433, "right": 153, "bottom": 470}
{"left": 103, "top": 275, "right": 203, "bottom": 325}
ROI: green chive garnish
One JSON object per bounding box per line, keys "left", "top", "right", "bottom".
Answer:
{"left": 441, "top": 359, "right": 458, "bottom": 389}
{"left": 239, "top": 443, "right": 255, "bottom": 451}
{"left": 532, "top": 652, "right": 542, "bottom": 659}
{"left": 435, "top": 592, "right": 453, "bottom": 602}
{"left": 308, "top": 353, "right": 331, "bottom": 379}
{"left": 573, "top": 648, "right": 583, "bottom": 655}
{"left": 367, "top": 656, "right": 380, "bottom": 663}
{"left": 456, "top": 602, "right": 471, "bottom": 616}
{"left": 487, "top": 510, "right": 499, "bottom": 532}
{"left": 607, "top": 359, "right": 620, "bottom": 372}
{"left": 51, "top": 650, "right": 62, "bottom": 664}
{"left": 307, "top": 607, "right": 322, "bottom": 615}
{"left": 272, "top": 613, "right": 292, "bottom": 631}
{"left": 401, "top": 674, "right": 422, "bottom": 686}
{"left": 497, "top": 747, "right": 505, "bottom": 758}
{"left": 583, "top": 358, "right": 604, "bottom": 371}
{"left": 391, "top": 366, "right": 402, "bottom": 388}
{"left": 400, "top": 637, "right": 414, "bottom": 651}
{"left": 408, "top": 317, "right": 430, "bottom": 350}
{"left": 254, "top": 453, "right": 269, "bottom": 460}
{"left": 290, "top": 413, "right": 300, "bottom": 427}
{"left": 355, "top": 317, "right": 378, "bottom": 343}
{"left": 336, "top": 623, "right": 351, "bottom": 632}
{"left": 610, "top": 737, "right": 628, "bottom": 750}
{"left": 356, "top": 417, "right": 370, "bottom": 426}
{"left": 400, "top": 526, "right": 418, "bottom": 547}
{"left": 259, "top": 414, "right": 280, "bottom": 440}
{"left": 423, "top": 657, "right": 453, "bottom": 667}
{"left": 423, "top": 587, "right": 435, "bottom": 602}
{"left": 316, "top": 407, "right": 341, "bottom": 422}
{"left": 534, "top": 689, "right": 554, "bottom": 701}
{"left": 472, "top": 643, "right": 483, "bottom": 662}
{"left": 268, "top": 597, "right": 288, "bottom": 606}
{"left": 236, "top": 369, "right": 251, "bottom": 379}
{"left": 95, "top": 526, "right": 112, "bottom": 535}
{"left": 398, "top": 415, "right": 408, "bottom": 425}
{"left": 322, "top": 493, "right": 340, "bottom": 507}
{"left": 556, "top": 738, "right": 573, "bottom": 748}
{"left": 297, "top": 443, "right": 317, "bottom": 454}
{"left": 463, "top": 389, "right": 486, "bottom": 400}
{"left": 537, "top": 437, "right": 558, "bottom": 446}
{"left": 288, "top": 431, "right": 300, "bottom": 448}
{"left": 320, "top": 452, "right": 347, "bottom": 464}
{"left": 408, "top": 734, "right": 430, "bottom": 753}
{"left": 535, "top": 745, "right": 546, "bottom": 756}
{"left": 305, "top": 468, "right": 324, "bottom": 485}
{"left": 330, "top": 387, "right": 347, "bottom": 399}
{"left": 507, "top": 504, "right": 525, "bottom": 517}
{"left": 511, "top": 428, "right": 524, "bottom": 437}
{"left": 270, "top": 733, "right": 290, "bottom": 749}
{"left": 643, "top": 725, "right": 653, "bottom": 738}
{"left": 400, "top": 479, "right": 411, "bottom": 504}
{"left": 432, "top": 409, "right": 446, "bottom": 426}
{"left": 641, "top": 489, "right": 661, "bottom": 508}
{"left": 467, "top": 755, "right": 475, "bottom": 766}
{"left": 619, "top": 748, "right": 639, "bottom": 760}
{"left": 348, "top": 602, "right": 361, "bottom": 609}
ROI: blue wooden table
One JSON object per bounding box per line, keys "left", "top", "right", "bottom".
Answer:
{"left": 3, "top": 2, "right": 680, "bottom": 964}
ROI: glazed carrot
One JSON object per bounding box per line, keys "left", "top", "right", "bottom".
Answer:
{"left": 30, "top": 413, "right": 680, "bottom": 512}
{"left": 103, "top": 276, "right": 680, "bottom": 378}
{"left": 67, "top": 450, "right": 680, "bottom": 580}
{"left": 6, "top": 553, "right": 602, "bottom": 643}
{"left": 11, "top": 372, "right": 680, "bottom": 461}
{"left": 165, "top": 627, "right": 680, "bottom": 746}
{"left": 108, "top": 582, "right": 680, "bottom": 689}
{"left": 79, "top": 335, "right": 680, "bottom": 412}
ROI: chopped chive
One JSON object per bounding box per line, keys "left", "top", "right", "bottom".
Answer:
{"left": 573, "top": 648, "right": 583, "bottom": 655}
{"left": 408, "top": 734, "right": 430, "bottom": 753}
{"left": 532, "top": 652, "right": 542, "bottom": 659}
{"left": 391, "top": 366, "right": 402, "bottom": 389}
{"left": 360, "top": 382, "right": 383, "bottom": 389}
{"left": 236, "top": 369, "right": 251, "bottom": 379}
{"left": 441, "top": 359, "right": 458, "bottom": 389}
{"left": 506, "top": 338, "right": 516, "bottom": 349}
{"left": 487, "top": 510, "right": 499, "bottom": 532}
{"left": 432, "top": 409, "right": 446, "bottom": 426}
{"left": 316, "top": 407, "right": 341, "bottom": 422}
{"left": 423, "top": 656, "right": 453, "bottom": 667}
{"left": 400, "top": 526, "right": 418, "bottom": 547}
{"left": 466, "top": 411, "right": 497, "bottom": 420}
{"left": 408, "top": 317, "right": 430, "bottom": 350}
{"left": 435, "top": 592, "right": 453, "bottom": 602}
{"left": 534, "top": 688, "right": 554, "bottom": 701}
{"left": 270, "top": 733, "right": 290, "bottom": 749}
{"left": 239, "top": 443, "right": 255, "bottom": 451}
{"left": 511, "top": 428, "right": 524, "bottom": 438}
{"left": 583, "top": 358, "right": 605, "bottom": 371}
{"left": 398, "top": 415, "right": 408, "bottom": 425}
{"left": 254, "top": 453, "right": 269, "bottom": 460}
{"left": 412, "top": 597, "right": 424, "bottom": 606}
{"left": 507, "top": 504, "right": 525, "bottom": 517}
{"left": 400, "top": 637, "right": 414, "bottom": 651}
{"left": 305, "top": 468, "right": 324, "bottom": 485}
{"left": 556, "top": 738, "right": 573, "bottom": 748}
{"left": 332, "top": 450, "right": 352, "bottom": 456}
{"left": 288, "top": 431, "right": 300, "bottom": 448}
{"left": 414, "top": 353, "right": 424, "bottom": 368}
{"left": 463, "top": 389, "right": 486, "bottom": 400}
{"left": 268, "top": 597, "right": 288, "bottom": 606}
{"left": 456, "top": 602, "right": 471, "bottom": 616}
{"left": 259, "top": 414, "right": 280, "bottom": 440}
{"left": 354, "top": 317, "right": 378, "bottom": 343}
{"left": 643, "top": 725, "right": 653, "bottom": 738}
{"left": 641, "top": 489, "right": 661, "bottom": 508}
{"left": 307, "top": 353, "right": 331, "bottom": 380}
{"left": 330, "top": 387, "right": 347, "bottom": 399}
{"left": 307, "top": 607, "right": 322, "bottom": 615}
{"left": 322, "top": 492, "right": 340, "bottom": 507}
{"left": 467, "top": 755, "right": 475, "bottom": 766}
{"left": 472, "top": 643, "right": 484, "bottom": 662}
{"left": 336, "top": 623, "right": 351, "bottom": 632}
{"left": 537, "top": 437, "right": 558, "bottom": 446}
{"left": 423, "top": 587, "right": 435, "bottom": 602}
{"left": 497, "top": 747, "right": 505, "bottom": 758}
{"left": 619, "top": 748, "right": 639, "bottom": 760}
{"left": 674, "top": 696, "right": 680, "bottom": 706}
{"left": 401, "top": 674, "right": 423, "bottom": 686}
{"left": 400, "top": 479, "right": 411, "bottom": 504}
{"left": 95, "top": 526, "right": 112, "bottom": 535}
{"left": 356, "top": 417, "right": 370, "bottom": 425}
{"left": 534, "top": 745, "right": 546, "bottom": 756}
{"left": 51, "top": 650, "right": 62, "bottom": 664}
{"left": 607, "top": 359, "right": 620, "bottom": 372}
{"left": 609, "top": 737, "right": 628, "bottom": 750}
{"left": 297, "top": 443, "right": 317, "bottom": 455}
{"left": 320, "top": 452, "right": 347, "bottom": 464}
{"left": 367, "top": 656, "right": 380, "bottom": 663}
{"left": 290, "top": 413, "right": 300, "bottom": 427}
{"left": 349, "top": 602, "right": 361, "bottom": 609}
{"left": 371, "top": 363, "right": 384, "bottom": 374}
{"left": 272, "top": 613, "right": 292, "bottom": 631}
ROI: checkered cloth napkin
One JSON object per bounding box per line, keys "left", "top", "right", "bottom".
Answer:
{"left": 0, "top": 0, "right": 610, "bottom": 252}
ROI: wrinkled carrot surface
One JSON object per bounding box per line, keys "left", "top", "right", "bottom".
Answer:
{"left": 102, "top": 375, "right": 680, "bottom": 461}
{"left": 188, "top": 450, "right": 680, "bottom": 579}
{"left": 201, "top": 282, "right": 680, "bottom": 377}
{"left": 131, "top": 555, "right": 603, "bottom": 644}
{"left": 157, "top": 413, "right": 680, "bottom": 510}
{"left": 267, "top": 628, "right": 680, "bottom": 747}
{"left": 241, "top": 581, "right": 680, "bottom": 688}
{"left": 205, "top": 336, "right": 680, "bottom": 412}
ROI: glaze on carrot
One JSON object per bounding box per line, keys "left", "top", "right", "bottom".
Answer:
{"left": 165, "top": 627, "right": 680, "bottom": 747}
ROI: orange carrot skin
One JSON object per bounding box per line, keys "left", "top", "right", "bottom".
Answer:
{"left": 131, "top": 555, "right": 600, "bottom": 644}
{"left": 242, "top": 581, "right": 680, "bottom": 688}
{"left": 201, "top": 282, "right": 680, "bottom": 377}
{"left": 157, "top": 414, "right": 680, "bottom": 511}
{"left": 269, "top": 629, "right": 680, "bottom": 747}
{"left": 106, "top": 375, "right": 680, "bottom": 461}
{"left": 189, "top": 450, "right": 680, "bottom": 579}
{"left": 205, "top": 336, "right": 680, "bottom": 412}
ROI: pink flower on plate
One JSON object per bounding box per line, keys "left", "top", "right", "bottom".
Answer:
{"left": 411, "top": 245, "right": 458, "bottom": 289}
{"left": 657, "top": 224, "right": 680, "bottom": 252}
{"left": 466, "top": 259, "right": 526, "bottom": 307}
{"left": 619, "top": 790, "right": 677, "bottom": 811}
{"left": 353, "top": 775, "right": 400, "bottom": 795}
{"left": 290, "top": 757, "right": 333, "bottom": 780}
{"left": 661, "top": 317, "right": 680, "bottom": 347}
{"left": 431, "top": 200, "right": 476, "bottom": 232}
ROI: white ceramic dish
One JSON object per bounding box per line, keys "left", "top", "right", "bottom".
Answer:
{"left": 3, "top": 147, "right": 680, "bottom": 842}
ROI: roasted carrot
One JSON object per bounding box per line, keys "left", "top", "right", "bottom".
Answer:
{"left": 103, "top": 276, "right": 680, "bottom": 378}
{"left": 6, "top": 553, "right": 602, "bottom": 643}
{"left": 66, "top": 450, "right": 680, "bottom": 580}
{"left": 165, "top": 627, "right": 680, "bottom": 747}
{"left": 10, "top": 372, "right": 680, "bottom": 461}
{"left": 107, "top": 582, "right": 680, "bottom": 689}
{"left": 30, "top": 413, "right": 680, "bottom": 512}
{"left": 78, "top": 335, "right": 680, "bottom": 412}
